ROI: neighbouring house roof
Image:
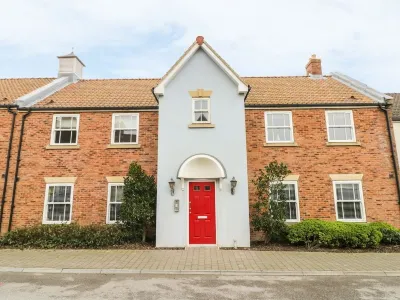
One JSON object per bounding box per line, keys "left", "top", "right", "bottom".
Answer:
{"left": 31, "top": 75, "right": 377, "bottom": 109}
{"left": 0, "top": 78, "right": 55, "bottom": 105}
{"left": 388, "top": 93, "right": 400, "bottom": 120}
{"left": 34, "top": 78, "right": 160, "bottom": 108}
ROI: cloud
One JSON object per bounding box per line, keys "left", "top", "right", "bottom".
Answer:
{"left": 0, "top": 0, "right": 399, "bottom": 91}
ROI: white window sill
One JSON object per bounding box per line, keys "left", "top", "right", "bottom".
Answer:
{"left": 326, "top": 142, "right": 361, "bottom": 146}
{"left": 42, "top": 221, "right": 71, "bottom": 225}
{"left": 46, "top": 145, "right": 80, "bottom": 150}
{"left": 264, "top": 142, "right": 298, "bottom": 147}
{"left": 188, "top": 123, "right": 215, "bottom": 128}
{"left": 336, "top": 219, "right": 366, "bottom": 223}
{"left": 107, "top": 144, "right": 141, "bottom": 149}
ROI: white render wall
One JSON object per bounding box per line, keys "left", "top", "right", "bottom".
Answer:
{"left": 156, "top": 49, "right": 250, "bottom": 247}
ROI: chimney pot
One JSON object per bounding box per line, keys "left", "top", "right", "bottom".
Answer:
{"left": 306, "top": 54, "right": 322, "bottom": 76}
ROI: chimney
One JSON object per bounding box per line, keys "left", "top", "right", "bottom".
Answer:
{"left": 57, "top": 52, "right": 85, "bottom": 81}
{"left": 305, "top": 54, "right": 322, "bottom": 76}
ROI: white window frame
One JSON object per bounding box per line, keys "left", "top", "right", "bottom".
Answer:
{"left": 325, "top": 110, "right": 356, "bottom": 142}
{"left": 42, "top": 183, "right": 74, "bottom": 224}
{"left": 271, "top": 180, "right": 300, "bottom": 222}
{"left": 192, "top": 98, "right": 211, "bottom": 124}
{"left": 265, "top": 111, "right": 294, "bottom": 143}
{"left": 106, "top": 183, "right": 124, "bottom": 224}
{"left": 333, "top": 180, "right": 366, "bottom": 222}
{"left": 50, "top": 114, "right": 80, "bottom": 145}
{"left": 111, "top": 113, "right": 140, "bottom": 145}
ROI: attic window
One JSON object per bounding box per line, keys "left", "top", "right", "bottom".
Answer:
{"left": 192, "top": 98, "right": 210, "bottom": 123}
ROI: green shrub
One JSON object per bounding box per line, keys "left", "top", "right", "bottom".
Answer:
{"left": 0, "top": 224, "right": 138, "bottom": 249}
{"left": 288, "top": 220, "right": 383, "bottom": 249}
{"left": 369, "top": 222, "right": 400, "bottom": 245}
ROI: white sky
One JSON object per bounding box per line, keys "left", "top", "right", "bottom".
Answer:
{"left": 0, "top": 0, "right": 399, "bottom": 92}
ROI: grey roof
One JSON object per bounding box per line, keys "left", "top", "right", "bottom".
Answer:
{"left": 388, "top": 93, "right": 400, "bottom": 120}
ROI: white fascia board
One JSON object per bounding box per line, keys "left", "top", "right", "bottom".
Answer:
{"left": 16, "top": 77, "right": 72, "bottom": 107}
{"left": 331, "top": 72, "right": 390, "bottom": 103}
{"left": 200, "top": 44, "right": 248, "bottom": 94}
{"left": 154, "top": 43, "right": 248, "bottom": 96}
{"left": 154, "top": 44, "right": 200, "bottom": 96}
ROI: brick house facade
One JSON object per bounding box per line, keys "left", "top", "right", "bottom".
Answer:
{"left": 0, "top": 37, "right": 399, "bottom": 246}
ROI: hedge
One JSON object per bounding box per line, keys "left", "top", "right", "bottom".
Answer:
{"left": 287, "top": 220, "right": 383, "bottom": 248}
{"left": 0, "top": 224, "right": 138, "bottom": 249}
{"left": 369, "top": 222, "right": 400, "bottom": 245}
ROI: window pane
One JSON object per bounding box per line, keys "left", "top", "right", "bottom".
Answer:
{"left": 333, "top": 113, "right": 346, "bottom": 126}
{"left": 47, "top": 205, "right": 54, "bottom": 221}
{"left": 71, "top": 117, "right": 78, "bottom": 129}
{"left": 116, "top": 186, "right": 124, "bottom": 202}
{"left": 201, "top": 100, "right": 208, "bottom": 110}
{"left": 55, "top": 117, "right": 61, "bottom": 129}
{"left": 110, "top": 204, "right": 116, "bottom": 221}
{"left": 288, "top": 184, "right": 296, "bottom": 200}
{"left": 267, "top": 114, "right": 273, "bottom": 125}
{"left": 119, "top": 115, "right": 135, "bottom": 129}
{"left": 268, "top": 128, "right": 290, "bottom": 142}
{"left": 286, "top": 202, "right": 297, "bottom": 220}
{"left": 114, "top": 116, "right": 122, "bottom": 129}
{"left": 344, "top": 113, "right": 351, "bottom": 125}
{"left": 336, "top": 185, "right": 342, "bottom": 200}
{"left": 345, "top": 127, "right": 353, "bottom": 140}
{"left": 110, "top": 186, "right": 116, "bottom": 202}
{"left": 195, "top": 112, "right": 202, "bottom": 122}
{"left": 59, "top": 131, "right": 72, "bottom": 144}
{"left": 272, "top": 114, "right": 285, "bottom": 126}
{"left": 115, "top": 129, "right": 137, "bottom": 143}
{"left": 52, "top": 204, "right": 69, "bottom": 221}
{"left": 331, "top": 128, "right": 347, "bottom": 141}
{"left": 48, "top": 186, "right": 55, "bottom": 202}
{"left": 342, "top": 184, "right": 355, "bottom": 200}
{"left": 201, "top": 113, "right": 209, "bottom": 122}
{"left": 343, "top": 202, "right": 356, "bottom": 219}
{"left": 194, "top": 186, "right": 200, "bottom": 191}
{"left": 115, "top": 203, "right": 121, "bottom": 221}
{"left": 328, "top": 113, "right": 334, "bottom": 125}
{"left": 65, "top": 186, "right": 71, "bottom": 202}
{"left": 60, "top": 117, "right": 73, "bottom": 129}
{"left": 337, "top": 202, "right": 343, "bottom": 219}
{"left": 194, "top": 100, "right": 202, "bottom": 110}
{"left": 53, "top": 186, "right": 66, "bottom": 202}
{"left": 355, "top": 202, "right": 362, "bottom": 219}
{"left": 204, "top": 186, "right": 211, "bottom": 191}
{"left": 354, "top": 184, "right": 360, "bottom": 200}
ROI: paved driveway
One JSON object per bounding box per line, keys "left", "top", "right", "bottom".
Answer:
{"left": 0, "top": 273, "right": 399, "bottom": 300}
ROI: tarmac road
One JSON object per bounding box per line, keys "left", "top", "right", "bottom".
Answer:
{"left": 0, "top": 272, "right": 399, "bottom": 300}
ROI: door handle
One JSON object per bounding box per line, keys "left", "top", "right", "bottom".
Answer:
{"left": 197, "top": 216, "right": 207, "bottom": 219}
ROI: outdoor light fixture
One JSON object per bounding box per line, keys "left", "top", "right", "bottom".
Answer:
{"left": 230, "top": 177, "right": 237, "bottom": 195}
{"left": 168, "top": 178, "right": 175, "bottom": 196}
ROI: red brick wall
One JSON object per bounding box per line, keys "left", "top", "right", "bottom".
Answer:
{"left": 246, "top": 107, "right": 400, "bottom": 238}
{"left": 2, "top": 111, "right": 158, "bottom": 230}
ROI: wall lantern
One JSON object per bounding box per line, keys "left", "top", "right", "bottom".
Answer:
{"left": 230, "top": 177, "right": 237, "bottom": 195}
{"left": 168, "top": 178, "right": 175, "bottom": 196}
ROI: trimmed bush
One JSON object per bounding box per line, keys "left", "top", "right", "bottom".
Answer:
{"left": 369, "top": 222, "right": 400, "bottom": 245}
{"left": 0, "top": 224, "right": 138, "bottom": 249}
{"left": 287, "top": 220, "right": 383, "bottom": 248}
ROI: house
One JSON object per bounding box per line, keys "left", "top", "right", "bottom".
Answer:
{"left": 0, "top": 36, "right": 399, "bottom": 248}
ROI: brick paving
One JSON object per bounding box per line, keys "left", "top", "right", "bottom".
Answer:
{"left": 0, "top": 248, "right": 399, "bottom": 273}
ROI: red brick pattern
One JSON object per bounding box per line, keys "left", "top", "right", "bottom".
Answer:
{"left": 1, "top": 111, "right": 158, "bottom": 231}
{"left": 246, "top": 108, "right": 400, "bottom": 237}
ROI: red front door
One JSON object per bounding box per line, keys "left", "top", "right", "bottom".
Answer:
{"left": 189, "top": 182, "right": 216, "bottom": 244}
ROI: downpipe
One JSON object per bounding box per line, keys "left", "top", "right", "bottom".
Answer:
{"left": 0, "top": 107, "right": 17, "bottom": 232}
{"left": 8, "top": 109, "right": 31, "bottom": 232}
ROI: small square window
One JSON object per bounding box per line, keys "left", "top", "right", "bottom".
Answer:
{"left": 112, "top": 113, "right": 139, "bottom": 144}
{"left": 193, "top": 98, "right": 210, "bottom": 123}
{"left": 51, "top": 115, "right": 80, "bottom": 145}
{"left": 193, "top": 186, "right": 200, "bottom": 191}
{"left": 265, "top": 112, "right": 294, "bottom": 143}
{"left": 326, "top": 111, "right": 356, "bottom": 142}
{"left": 204, "top": 186, "right": 211, "bottom": 191}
